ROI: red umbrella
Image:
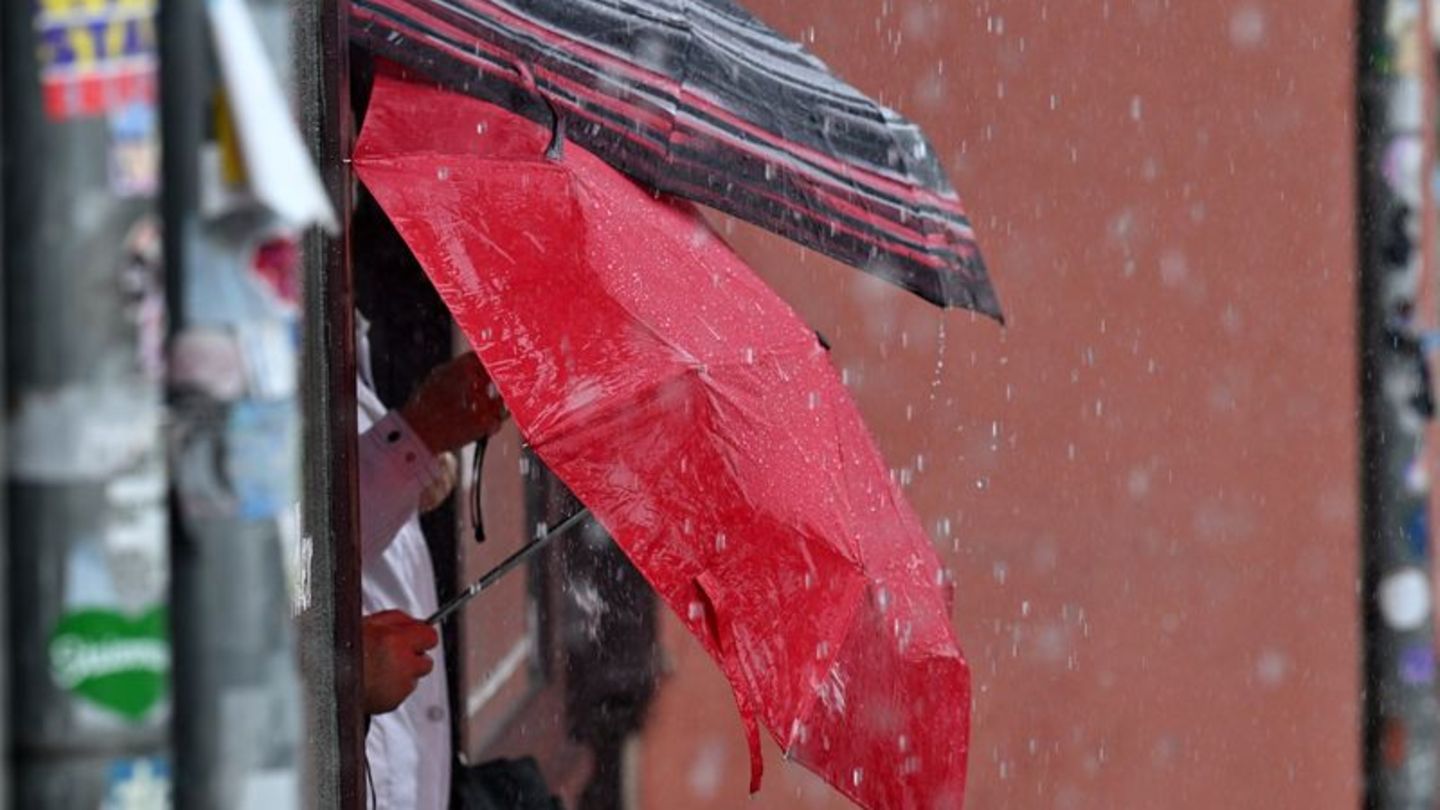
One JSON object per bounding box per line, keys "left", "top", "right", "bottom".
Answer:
{"left": 353, "top": 75, "right": 971, "bottom": 810}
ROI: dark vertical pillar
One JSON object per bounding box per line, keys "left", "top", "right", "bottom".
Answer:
{"left": 293, "top": 0, "right": 362, "bottom": 805}
{"left": 1357, "top": 2, "right": 1440, "bottom": 806}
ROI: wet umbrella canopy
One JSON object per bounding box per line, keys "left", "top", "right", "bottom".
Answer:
{"left": 353, "top": 75, "right": 971, "bottom": 809}
{"left": 350, "top": 0, "right": 1000, "bottom": 318}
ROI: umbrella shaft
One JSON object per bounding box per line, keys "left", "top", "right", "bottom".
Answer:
{"left": 427, "top": 507, "right": 591, "bottom": 625}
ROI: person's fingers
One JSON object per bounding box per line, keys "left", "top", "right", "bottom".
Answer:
{"left": 414, "top": 653, "right": 435, "bottom": 678}
{"left": 405, "top": 623, "right": 439, "bottom": 652}
{"left": 367, "top": 609, "right": 412, "bottom": 626}
{"left": 418, "top": 452, "right": 458, "bottom": 513}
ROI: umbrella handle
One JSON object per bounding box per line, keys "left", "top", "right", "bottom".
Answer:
{"left": 426, "top": 507, "right": 592, "bottom": 625}
{"left": 508, "top": 60, "right": 565, "bottom": 161}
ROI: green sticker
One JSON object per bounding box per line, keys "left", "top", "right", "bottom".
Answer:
{"left": 49, "top": 606, "right": 169, "bottom": 721}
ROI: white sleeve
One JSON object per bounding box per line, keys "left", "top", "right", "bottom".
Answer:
{"left": 357, "top": 411, "right": 446, "bottom": 561}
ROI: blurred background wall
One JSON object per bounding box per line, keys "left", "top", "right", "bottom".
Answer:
{"left": 635, "top": 1, "right": 1363, "bottom": 807}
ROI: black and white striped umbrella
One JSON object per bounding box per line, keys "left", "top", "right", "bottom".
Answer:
{"left": 351, "top": 0, "right": 1002, "bottom": 318}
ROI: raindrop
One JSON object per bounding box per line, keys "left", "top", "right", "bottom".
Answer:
{"left": 807, "top": 391, "right": 820, "bottom": 409}
{"left": 475, "top": 122, "right": 487, "bottom": 135}
{"left": 975, "top": 477, "right": 987, "bottom": 490}
{"left": 1021, "top": 600, "right": 1032, "bottom": 617}
{"left": 851, "top": 767, "right": 864, "bottom": 788}
{"left": 518, "top": 456, "right": 532, "bottom": 476}
{"left": 437, "top": 166, "right": 451, "bottom": 180}
{"left": 898, "top": 734, "right": 911, "bottom": 753}
{"left": 875, "top": 588, "right": 893, "bottom": 613}
{"left": 1129, "top": 95, "right": 1143, "bottom": 122}
{"left": 893, "top": 619, "right": 913, "bottom": 652}
{"left": 714, "top": 532, "right": 727, "bottom": 553}
{"left": 743, "top": 347, "right": 756, "bottom": 364}
{"left": 816, "top": 641, "right": 831, "bottom": 660}
{"left": 688, "top": 601, "right": 704, "bottom": 621}
{"left": 1230, "top": 5, "right": 1266, "bottom": 48}
{"left": 993, "top": 562, "right": 1008, "bottom": 584}
{"left": 534, "top": 521, "right": 549, "bottom": 539}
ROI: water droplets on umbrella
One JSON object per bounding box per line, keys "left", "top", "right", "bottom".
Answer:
{"left": 893, "top": 619, "right": 914, "bottom": 653}
{"left": 790, "top": 718, "right": 810, "bottom": 745}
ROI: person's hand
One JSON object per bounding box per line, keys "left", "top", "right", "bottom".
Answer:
{"left": 418, "top": 452, "right": 458, "bottom": 514}
{"left": 362, "top": 610, "right": 439, "bottom": 716}
{"left": 401, "top": 352, "right": 507, "bottom": 455}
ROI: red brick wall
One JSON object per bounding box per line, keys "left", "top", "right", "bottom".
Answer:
{"left": 636, "top": 1, "right": 1361, "bottom": 807}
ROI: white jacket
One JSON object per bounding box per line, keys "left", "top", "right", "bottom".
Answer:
{"left": 356, "top": 342, "right": 452, "bottom": 810}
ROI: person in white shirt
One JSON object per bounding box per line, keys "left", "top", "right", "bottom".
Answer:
{"left": 355, "top": 318, "right": 506, "bottom": 810}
